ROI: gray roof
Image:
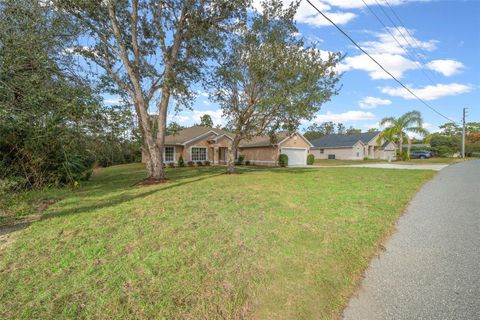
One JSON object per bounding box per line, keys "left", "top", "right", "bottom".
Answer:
{"left": 310, "top": 131, "right": 381, "bottom": 148}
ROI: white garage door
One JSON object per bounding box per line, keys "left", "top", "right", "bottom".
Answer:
{"left": 281, "top": 148, "right": 307, "bottom": 166}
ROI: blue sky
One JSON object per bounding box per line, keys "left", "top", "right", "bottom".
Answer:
{"left": 105, "top": 0, "right": 480, "bottom": 133}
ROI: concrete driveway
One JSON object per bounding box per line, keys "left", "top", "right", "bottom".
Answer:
{"left": 338, "top": 163, "right": 448, "bottom": 171}
{"left": 311, "top": 163, "right": 449, "bottom": 171}
{"left": 342, "top": 160, "right": 480, "bottom": 320}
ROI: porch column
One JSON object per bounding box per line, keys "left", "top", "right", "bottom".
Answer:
{"left": 213, "top": 146, "right": 219, "bottom": 165}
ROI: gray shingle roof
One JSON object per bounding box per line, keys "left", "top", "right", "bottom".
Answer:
{"left": 310, "top": 131, "right": 381, "bottom": 148}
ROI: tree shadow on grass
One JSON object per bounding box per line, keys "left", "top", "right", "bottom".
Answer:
{"left": 39, "top": 171, "right": 224, "bottom": 221}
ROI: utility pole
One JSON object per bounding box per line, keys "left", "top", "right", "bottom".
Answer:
{"left": 461, "top": 107, "right": 467, "bottom": 158}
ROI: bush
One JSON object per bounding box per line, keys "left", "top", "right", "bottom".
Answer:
{"left": 307, "top": 154, "right": 315, "bottom": 165}
{"left": 396, "top": 149, "right": 409, "bottom": 161}
{"left": 237, "top": 154, "right": 244, "bottom": 165}
{"left": 469, "top": 152, "right": 480, "bottom": 158}
{"left": 363, "top": 156, "right": 369, "bottom": 161}
{"left": 204, "top": 161, "right": 211, "bottom": 166}
{"left": 278, "top": 154, "right": 288, "bottom": 167}
{"left": 178, "top": 155, "right": 185, "bottom": 167}
{"left": 0, "top": 177, "right": 28, "bottom": 194}
{"left": 168, "top": 163, "right": 175, "bottom": 168}
{"left": 187, "top": 161, "right": 195, "bottom": 167}
{"left": 196, "top": 161, "right": 203, "bottom": 166}
{"left": 245, "top": 160, "right": 250, "bottom": 166}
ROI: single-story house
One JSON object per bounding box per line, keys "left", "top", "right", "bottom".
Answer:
{"left": 141, "top": 126, "right": 313, "bottom": 166}
{"left": 309, "top": 131, "right": 397, "bottom": 160}
{"left": 239, "top": 131, "right": 313, "bottom": 166}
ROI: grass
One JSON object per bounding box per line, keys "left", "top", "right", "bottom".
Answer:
{"left": 313, "top": 159, "right": 385, "bottom": 166}
{"left": 0, "top": 164, "right": 434, "bottom": 319}
{"left": 314, "top": 157, "right": 463, "bottom": 166}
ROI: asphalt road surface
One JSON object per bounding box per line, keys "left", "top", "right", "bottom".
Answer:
{"left": 343, "top": 160, "right": 480, "bottom": 320}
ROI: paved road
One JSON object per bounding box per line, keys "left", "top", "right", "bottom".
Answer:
{"left": 343, "top": 160, "right": 480, "bottom": 320}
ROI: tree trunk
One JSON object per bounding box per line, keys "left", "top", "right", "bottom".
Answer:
{"left": 399, "top": 133, "right": 404, "bottom": 160}
{"left": 227, "top": 136, "right": 241, "bottom": 174}
{"left": 134, "top": 100, "right": 165, "bottom": 180}
{"left": 407, "top": 136, "right": 412, "bottom": 160}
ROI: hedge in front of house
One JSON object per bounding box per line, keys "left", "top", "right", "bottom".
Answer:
{"left": 307, "top": 154, "right": 314, "bottom": 165}
{"left": 278, "top": 154, "right": 288, "bottom": 167}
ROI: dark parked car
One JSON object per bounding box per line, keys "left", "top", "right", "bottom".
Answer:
{"left": 410, "top": 150, "right": 433, "bottom": 159}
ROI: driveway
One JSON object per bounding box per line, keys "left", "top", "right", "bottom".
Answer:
{"left": 313, "top": 163, "right": 448, "bottom": 171}
{"left": 343, "top": 160, "right": 480, "bottom": 320}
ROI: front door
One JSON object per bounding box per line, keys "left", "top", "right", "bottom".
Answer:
{"left": 218, "top": 147, "right": 227, "bottom": 164}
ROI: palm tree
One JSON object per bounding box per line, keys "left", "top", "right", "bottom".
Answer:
{"left": 379, "top": 111, "right": 428, "bottom": 160}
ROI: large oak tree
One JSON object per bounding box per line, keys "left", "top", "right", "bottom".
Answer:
{"left": 210, "top": 0, "right": 341, "bottom": 173}
{"left": 55, "top": 0, "right": 248, "bottom": 180}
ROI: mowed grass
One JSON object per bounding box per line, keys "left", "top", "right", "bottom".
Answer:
{"left": 314, "top": 157, "right": 463, "bottom": 166}
{"left": 0, "top": 164, "right": 434, "bottom": 319}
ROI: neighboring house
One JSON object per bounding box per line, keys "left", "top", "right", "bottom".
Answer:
{"left": 240, "top": 131, "right": 313, "bottom": 166}
{"left": 141, "top": 126, "right": 313, "bottom": 166}
{"left": 309, "top": 131, "right": 396, "bottom": 160}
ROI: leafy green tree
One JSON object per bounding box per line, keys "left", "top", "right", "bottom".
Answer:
{"left": 0, "top": 0, "right": 103, "bottom": 189}
{"left": 336, "top": 123, "right": 346, "bottom": 135}
{"left": 199, "top": 114, "right": 214, "bottom": 127}
{"left": 166, "top": 122, "right": 184, "bottom": 136}
{"left": 303, "top": 122, "right": 338, "bottom": 140}
{"left": 367, "top": 128, "right": 379, "bottom": 133}
{"left": 55, "top": 0, "right": 248, "bottom": 181}
{"left": 379, "top": 111, "right": 428, "bottom": 160}
{"left": 346, "top": 127, "right": 362, "bottom": 135}
{"left": 210, "top": 0, "right": 341, "bottom": 172}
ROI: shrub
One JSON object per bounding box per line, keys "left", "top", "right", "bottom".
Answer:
{"left": 278, "top": 154, "right": 288, "bottom": 167}
{"left": 245, "top": 160, "right": 250, "bottom": 166}
{"left": 363, "top": 156, "right": 369, "bottom": 161}
{"left": 178, "top": 155, "right": 185, "bottom": 167}
{"left": 307, "top": 154, "right": 315, "bottom": 165}
{"left": 204, "top": 160, "right": 211, "bottom": 166}
{"left": 398, "top": 149, "right": 410, "bottom": 161}
{"left": 237, "top": 154, "right": 244, "bottom": 165}
{"left": 168, "top": 163, "right": 175, "bottom": 168}
{"left": 187, "top": 161, "right": 195, "bottom": 167}
{"left": 196, "top": 161, "right": 203, "bottom": 166}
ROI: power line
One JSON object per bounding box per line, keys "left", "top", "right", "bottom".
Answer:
{"left": 304, "top": 0, "right": 458, "bottom": 124}
{"left": 375, "top": 0, "right": 439, "bottom": 83}
{"left": 361, "top": 0, "right": 437, "bottom": 85}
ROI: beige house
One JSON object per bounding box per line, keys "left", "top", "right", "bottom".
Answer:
{"left": 239, "top": 131, "right": 313, "bottom": 166}
{"left": 142, "top": 126, "right": 313, "bottom": 166}
{"left": 310, "top": 131, "right": 396, "bottom": 160}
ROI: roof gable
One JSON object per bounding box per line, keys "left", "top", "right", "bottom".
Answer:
{"left": 165, "top": 126, "right": 233, "bottom": 145}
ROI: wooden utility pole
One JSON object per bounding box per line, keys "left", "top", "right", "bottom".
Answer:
{"left": 461, "top": 107, "right": 467, "bottom": 158}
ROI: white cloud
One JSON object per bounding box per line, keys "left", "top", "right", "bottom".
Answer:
{"left": 338, "top": 27, "right": 440, "bottom": 80}
{"left": 252, "top": 0, "right": 357, "bottom": 28}
{"left": 169, "top": 115, "right": 190, "bottom": 123}
{"left": 321, "top": 0, "right": 405, "bottom": 9}
{"left": 426, "top": 59, "right": 464, "bottom": 77}
{"left": 361, "top": 27, "right": 437, "bottom": 55}
{"left": 381, "top": 83, "right": 473, "bottom": 101}
{"left": 359, "top": 96, "right": 392, "bottom": 109}
{"left": 339, "top": 53, "right": 418, "bottom": 79}
{"left": 313, "top": 110, "right": 375, "bottom": 122}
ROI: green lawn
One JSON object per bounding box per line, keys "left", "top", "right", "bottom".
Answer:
{"left": 314, "top": 157, "right": 463, "bottom": 166}
{"left": 313, "top": 159, "right": 385, "bottom": 166}
{"left": 0, "top": 164, "right": 434, "bottom": 319}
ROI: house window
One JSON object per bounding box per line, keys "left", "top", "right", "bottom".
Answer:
{"left": 356, "top": 152, "right": 360, "bottom": 157}
{"left": 320, "top": 149, "right": 324, "bottom": 154}
{"left": 328, "top": 154, "right": 335, "bottom": 160}
{"left": 164, "top": 146, "right": 174, "bottom": 162}
{"left": 191, "top": 147, "right": 207, "bottom": 161}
